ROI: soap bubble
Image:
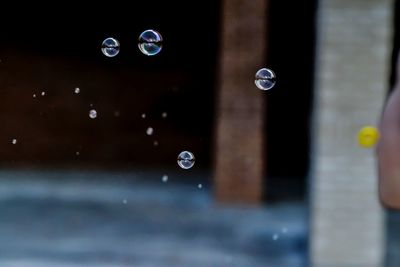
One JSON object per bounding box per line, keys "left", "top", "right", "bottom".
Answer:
{"left": 101, "top": 37, "right": 120, "bottom": 57}
{"left": 138, "top": 29, "right": 163, "bottom": 56}
{"left": 177, "top": 151, "right": 195, "bottom": 169}
{"left": 89, "top": 109, "right": 97, "bottom": 119}
{"left": 255, "top": 68, "right": 276, "bottom": 90}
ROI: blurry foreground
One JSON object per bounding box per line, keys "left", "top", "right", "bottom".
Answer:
{"left": 0, "top": 170, "right": 307, "bottom": 267}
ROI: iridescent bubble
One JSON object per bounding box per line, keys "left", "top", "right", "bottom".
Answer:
{"left": 101, "top": 37, "right": 120, "bottom": 57}
{"left": 255, "top": 68, "right": 276, "bottom": 90}
{"left": 138, "top": 30, "right": 163, "bottom": 56}
{"left": 177, "top": 151, "right": 195, "bottom": 169}
{"left": 89, "top": 109, "right": 97, "bottom": 119}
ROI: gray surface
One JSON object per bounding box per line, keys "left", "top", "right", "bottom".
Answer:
{"left": 386, "top": 210, "right": 400, "bottom": 267}
{"left": 0, "top": 170, "right": 307, "bottom": 267}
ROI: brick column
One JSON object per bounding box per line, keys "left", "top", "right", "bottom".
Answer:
{"left": 214, "top": 0, "right": 268, "bottom": 203}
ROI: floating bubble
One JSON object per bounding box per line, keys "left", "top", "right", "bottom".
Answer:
{"left": 162, "top": 112, "right": 168, "bottom": 118}
{"left": 33, "top": 94, "right": 36, "bottom": 98}
{"left": 122, "top": 199, "right": 128, "bottom": 204}
{"left": 255, "top": 68, "right": 276, "bottom": 90}
{"left": 41, "top": 91, "right": 46, "bottom": 96}
{"left": 138, "top": 29, "right": 163, "bottom": 56}
{"left": 281, "top": 227, "right": 288, "bottom": 234}
{"left": 198, "top": 183, "right": 203, "bottom": 189}
{"left": 11, "top": 139, "right": 17, "bottom": 145}
{"left": 89, "top": 109, "right": 97, "bottom": 119}
{"left": 177, "top": 151, "right": 195, "bottom": 169}
{"left": 101, "top": 37, "right": 120, "bottom": 57}
{"left": 357, "top": 126, "right": 379, "bottom": 148}
{"left": 146, "top": 127, "right": 154, "bottom": 136}
{"left": 153, "top": 140, "right": 159, "bottom": 146}
{"left": 141, "top": 113, "right": 146, "bottom": 119}
{"left": 74, "top": 87, "right": 80, "bottom": 94}
{"left": 76, "top": 151, "right": 80, "bottom": 156}
{"left": 162, "top": 175, "right": 168, "bottom": 183}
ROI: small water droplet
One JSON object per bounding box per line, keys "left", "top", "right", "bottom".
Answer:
{"left": 89, "top": 109, "right": 97, "bottom": 119}
{"left": 146, "top": 127, "right": 154, "bottom": 136}
{"left": 102, "top": 37, "right": 120, "bottom": 57}
{"left": 198, "top": 183, "right": 203, "bottom": 189}
{"left": 281, "top": 227, "right": 288, "bottom": 234}
{"left": 272, "top": 234, "right": 279, "bottom": 241}
{"left": 177, "top": 151, "right": 195, "bottom": 169}
{"left": 122, "top": 199, "right": 128, "bottom": 204}
{"left": 153, "top": 140, "right": 159, "bottom": 146}
{"left": 33, "top": 94, "right": 36, "bottom": 98}
{"left": 162, "top": 175, "right": 168, "bottom": 183}
{"left": 162, "top": 112, "right": 167, "bottom": 118}
{"left": 255, "top": 68, "right": 276, "bottom": 90}
{"left": 11, "top": 139, "right": 17, "bottom": 145}
{"left": 76, "top": 151, "right": 80, "bottom": 156}
{"left": 41, "top": 91, "right": 45, "bottom": 96}
{"left": 141, "top": 113, "right": 146, "bottom": 119}
{"left": 74, "top": 87, "right": 80, "bottom": 94}
{"left": 138, "top": 29, "right": 163, "bottom": 56}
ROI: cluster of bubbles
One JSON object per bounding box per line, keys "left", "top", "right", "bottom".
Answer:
{"left": 101, "top": 30, "right": 163, "bottom": 58}
{"left": 99, "top": 31, "right": 279, "bottom": 171}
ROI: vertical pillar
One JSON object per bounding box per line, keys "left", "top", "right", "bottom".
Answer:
{"left": 311, "top": 0, "right": 393, "bottom": 266}
{"left": 214, "top": 0, "right": 268, "bottom": 203}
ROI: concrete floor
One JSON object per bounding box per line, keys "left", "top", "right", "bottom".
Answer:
{"left": 0, "top": 170, "right": 307, "bottom": 267}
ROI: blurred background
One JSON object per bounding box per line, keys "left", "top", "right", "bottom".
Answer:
{"left": 0, "top": 0, "right": 397, "bottom": 266}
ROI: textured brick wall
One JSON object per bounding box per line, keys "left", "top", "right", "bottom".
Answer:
{"left": 311, "top": 0, "right": 393, "bottom": 266}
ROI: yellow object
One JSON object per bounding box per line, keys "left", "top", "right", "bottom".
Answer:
{"left": 357, "top": 126, "right": 379, "bottom": 148}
